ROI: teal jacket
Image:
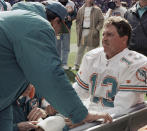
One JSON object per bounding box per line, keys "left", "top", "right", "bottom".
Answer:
{"left": 0, "top": 2, "right": 87, "bottom": 123}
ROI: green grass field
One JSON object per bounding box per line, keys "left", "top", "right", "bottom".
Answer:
{"left": 68, "top": 20, "right": 76, "bottom": 67}
{"left": 145, "top": 96, "right": 147, "bottom": 101}
{"left": 70, "top": 20, "right": 77, "bottom": 45}
{"left": 68, "top": 52, "right": 76, "bottom": 67}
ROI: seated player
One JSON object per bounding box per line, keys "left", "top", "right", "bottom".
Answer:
{"left": 70, "top": 16, "right": 147, "bottom": 128}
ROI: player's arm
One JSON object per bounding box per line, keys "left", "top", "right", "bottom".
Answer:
{"left": 104, "top": 62, "right": 147, "bottom": 116}
{"left": 73, "top": 82, "right": 89, "bottom": 100}
{"left": 73, "top": 54, "right": 90, "bottom": 101}
{"left": 103, "top": 91, "right": 144, "bottom": 116}
{"left": 13, "top": 24, "right": 88, "bottom": 123}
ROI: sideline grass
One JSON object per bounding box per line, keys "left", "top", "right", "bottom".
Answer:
{"left": 70, "top": 20, "right": 77, "bottom": 45}
{"left": 68, "top": 52, "right": 76, "bottom": 67}
{"left": 145, "top": 95, "right": 147, "bottom": 100}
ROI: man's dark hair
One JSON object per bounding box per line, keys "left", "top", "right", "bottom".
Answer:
{"left": 59, "top": 0, "right": 68, "bottom": 6}
{"left": 104, "top": 16, "right": 132, "bottom": 45}
{"left": 108, "top": 1, "right": 116, "bottom": 9}
{"left": 45, "top": 9, "right": 61, "bottom": 22}
{"left": 41, "top": 1, "right": 61, "bottom": 22}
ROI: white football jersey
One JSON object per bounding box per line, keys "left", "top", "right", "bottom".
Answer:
{"left": 74, "top": 47, "right": 147, "bottom": 116}
{"left": 105, "top": 6, "right": 127, "bottom": 18}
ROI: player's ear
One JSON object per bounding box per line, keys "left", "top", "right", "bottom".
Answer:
{"left": 122, "top": 35, "right": 128, "bottom": 46}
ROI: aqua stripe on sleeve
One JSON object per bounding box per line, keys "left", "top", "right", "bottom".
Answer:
{"left": 119, "top": 85, "right": 147, "bottom": 92}
{"left": 75, "top": 74, "right": 89, "bottom": 90}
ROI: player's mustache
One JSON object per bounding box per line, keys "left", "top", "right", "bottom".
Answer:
{"left": 102, "top": 40, "right": 109, "bottom": 45}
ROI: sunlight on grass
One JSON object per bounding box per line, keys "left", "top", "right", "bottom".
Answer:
{"left": 68, "top": 52, "right": 76, "bottom": 67}
{"left": 70, "top": 20, "right": 77, "bottom": 45}
{"left": 145, "top": 95, "right": 147, "bottom": 101}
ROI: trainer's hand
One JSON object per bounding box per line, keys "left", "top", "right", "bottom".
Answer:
{"left": 17, "top": 121, "right": 38, "bottom": 131}
{"left": 83, "top": 112, "right": 112, "bottom": 123}
{"left": 27, "top": 107, "right": 47, "bottom": 121}
{"left": 66, "top": 112, "right": 112, "bottom": 129}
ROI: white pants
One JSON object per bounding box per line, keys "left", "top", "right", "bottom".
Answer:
{"left": 74, "top": 45, "right": 95, "bottom": 66}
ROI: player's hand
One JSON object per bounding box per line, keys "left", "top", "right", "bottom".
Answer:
{"left": 27, "top": 107, "right": 47, "bottom": 121}
{"left": 17, "top": 121, "right": 38, "bottom": 131}
{"left": 45, "top": 105, "right": 57, "bottom": 116}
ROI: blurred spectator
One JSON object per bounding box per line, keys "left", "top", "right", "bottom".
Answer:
{"left": 124, "top": 0, "right": 147, "bottom": 56}
{"left": 73, "top": 0, "right": 109, "bottom": 12}
{"left": 5, "top": 0, "right": 45, "bottom": 5}
{"left": 72, "top": 0, "right": 131, "bottom": 13}
{"left": 105, "top": 0, "right": 127, "bottom": 18}
{"left": 72, "top": 0, "right": 104, "bottom": 71}
{"left": 56, "top": 0, "right": 77, "bottom": 70}
{"left": 72, "top": 0, "right": 84, "bottom": 10}
{"left": 121, "top": 1, "right": 128, "bottom": 8}
{"left": 131, "top": 0, "right": 139, "bottom": 6}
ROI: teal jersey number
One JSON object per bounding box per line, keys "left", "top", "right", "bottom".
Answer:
{"left": 91, "top": 75, "right": 118, "bottom": 107}
{"left": 90, "top": 73, "right": 97, "bottom": 95}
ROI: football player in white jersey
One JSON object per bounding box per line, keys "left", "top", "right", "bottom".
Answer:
{"left": 73, "top": 16, "right": 147, "bottom": 119}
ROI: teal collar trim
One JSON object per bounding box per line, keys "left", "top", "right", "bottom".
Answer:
{"left": 136, "top": 2, "right": 147, "bottom": 18}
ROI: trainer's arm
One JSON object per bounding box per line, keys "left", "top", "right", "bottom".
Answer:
{"left": 13, "top": 25, "right": 88, "bottom": 123}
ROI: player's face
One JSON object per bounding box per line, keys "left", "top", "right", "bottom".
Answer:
{"left": 102, "top": 24, "right": 126, "bottom": 59}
